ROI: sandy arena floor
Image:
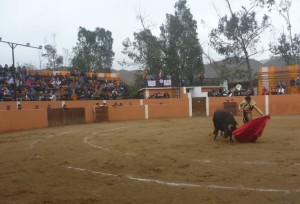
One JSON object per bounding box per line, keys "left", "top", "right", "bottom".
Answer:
{"left": 0, "top": 116, "right": 299, "bottom": 204}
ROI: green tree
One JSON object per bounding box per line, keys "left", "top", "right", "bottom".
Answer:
{"left": 72, "top": 27, "right": 115, "bottom": 72}
{"left": 120, "top": 13, "right": 164, "bottom": 91}
{"left": 270, "top": 33, "right": 300, "bottom": 65}
{"left": 43, "top": 44, "right": 63, "bottom": 69}
{"left": 160, "top": 0, "right": 204, "bottom": 85}
{"left": 254, "top": 0, "right": 300, "bottom": 65}
{"left": 121, "top": 0, "right": 203, "bottom": 88}
{"left": 209, "top": 0, "right": 271, "bottom": 88}
{"left": 121, "top": 29, "right": 163, "bottom": 77}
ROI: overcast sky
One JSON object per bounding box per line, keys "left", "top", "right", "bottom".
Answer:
{"left": 1, "top": 0, "right": 300, "bottom": 70}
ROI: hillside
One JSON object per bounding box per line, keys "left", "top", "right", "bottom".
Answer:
{"left": 112, "top": 69, "right": 137, "bottom": 85}
{"left": 115, "top": 57, "right": 289, "bottom": 85}
{"left": 261, "top": 56, "right": 286, "bottom": 67}
{"left": 204, "top": 58, "right": 263, "bottom": 79}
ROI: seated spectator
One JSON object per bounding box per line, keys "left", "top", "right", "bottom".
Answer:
{"left": 262, "top": 86, "right": 269, "bottom": 95}
{"left": 49, "top": 92, "right": 57, "bottom": 101}
{"left": 276, "top": 81, "right": 286, "bottom": 94}
{"left": 271, "top": 87, "right": 277, "bottom": 95}
{"left": 163, "top": 92, "right": 170, "bottom": 98}
{"left": 207, "top": 89, "right": 212, "bottom": 97}
{"left": 277, "top": 87, "right": 285, "bottom": 94}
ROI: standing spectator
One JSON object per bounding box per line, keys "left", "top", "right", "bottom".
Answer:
{"left": 0, "top": 65, "right": 4, "bottom": 77}
{"left": 262, "top": 86, "right": 269, "bottom": 95}
{"left": 276, "top": 81, "right": 286, "bottom": 94}
{"left": 296, "top": 77, "right": 300, "bottom": 86}
{"left": 199, "top": 72, "right": 204, "bottom": 86}
{"left": 3, "top": 64, "right": 9, "bottom": 75}
{"left": 290, "top": 78, "right": 295, "bottom": 86}
{"left": 93, "top": 102, "right": 100, "bottom": 114}
{"left": 17, "top": 104, "right": 22, "bottom": 110}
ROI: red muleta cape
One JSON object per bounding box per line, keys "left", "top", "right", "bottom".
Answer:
{"left": 232, "top": 115, "right": 270, "bottom": 142}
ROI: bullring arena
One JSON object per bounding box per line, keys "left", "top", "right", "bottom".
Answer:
{"left": 0, "top": 113, "right": 300, "bottom": 203}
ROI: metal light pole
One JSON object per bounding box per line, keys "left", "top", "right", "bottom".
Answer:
{"left": 0, "top": 37, "right": 42, "bottom": 101}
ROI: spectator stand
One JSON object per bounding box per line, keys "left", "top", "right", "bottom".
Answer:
{"left": 0, "top": 67, "right": 128, "bottom": 101}
{"left": 258, "top": 65, "right": 300, "bottom": 95}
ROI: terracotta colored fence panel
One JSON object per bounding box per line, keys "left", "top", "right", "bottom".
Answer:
{"left": 47, "top": 108, "right": 85, "bottom": 127}
{"left": 95, "top": 107, "right": 108, "bottom": 122}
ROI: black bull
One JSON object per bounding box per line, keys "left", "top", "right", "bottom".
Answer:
{"left": 213, "top": 109, "right": 238, "bottom": 141}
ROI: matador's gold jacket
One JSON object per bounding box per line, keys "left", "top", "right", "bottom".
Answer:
{"left": 239, "top": 99, "right": 263, "bottom": 115}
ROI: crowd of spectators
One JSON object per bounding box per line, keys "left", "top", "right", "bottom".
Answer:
{"left": 0, "top": 64, "right": 129, "bottom": 101}
{"left": 262, "top": 80, "right": 288, "bottom": 95}
{"left": 208, "top": 87, "right": 255, "bottom": 97}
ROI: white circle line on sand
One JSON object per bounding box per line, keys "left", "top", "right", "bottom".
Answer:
{"left": 64, "top": 165, "right": 297, "bottom": 194}
{"left": 84, "top": 136, "right": 138, "bottom": 156}
{"left": 30, "top": 140, "right": 40, "bottom": 149}
{"left": 84, "top": 123, "right": 164, "bottom": 156}
{"left": 29, "top": 131, "right": 75, "bottom": 149}
{"left": 85, "top": 123, "right": 300, "bottom": 167}
{"left": 193, "top": 160, "right": 300, "bottom": 166}
{"left": 29, "top": 123, "right": 298, "bottom": 194}
{"left": 91, "top": 123, "right": 164, "bottom": 136}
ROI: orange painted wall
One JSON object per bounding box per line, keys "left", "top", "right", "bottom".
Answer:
{"left": 0, "top": 102, "right": 18, "bottom": 110}
{"left": 148, "top": 98, "right": 189, "bottom": 119}
{"left": 208, "top": 97, "right": 229, "bottom": 116}
{"left": 208, "top": 95, "right": 300, "bottom": 116}
{"left": 22, "top": 101, "right": 62, "bottom": 109}
{"left": 250, "top": 96, "right": 266, "bottom": 116}
{"left": 2, "top": 94, "right": 300, "bottom": 133}
{"left": 108, "top": 105, "right": 145, "bottom": 121}
{"left": 144, "top": 98, "right": 173, "bottom": 105}
{"left": 0, "top": 109, "right": 48, "bottom": 132}
{"left": 269, "top": 94, "right": 300, "bottom": 115}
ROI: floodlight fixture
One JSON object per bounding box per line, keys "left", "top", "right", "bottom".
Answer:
{"left": 0, "top": 38, "right": 43, "bottom": 101}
